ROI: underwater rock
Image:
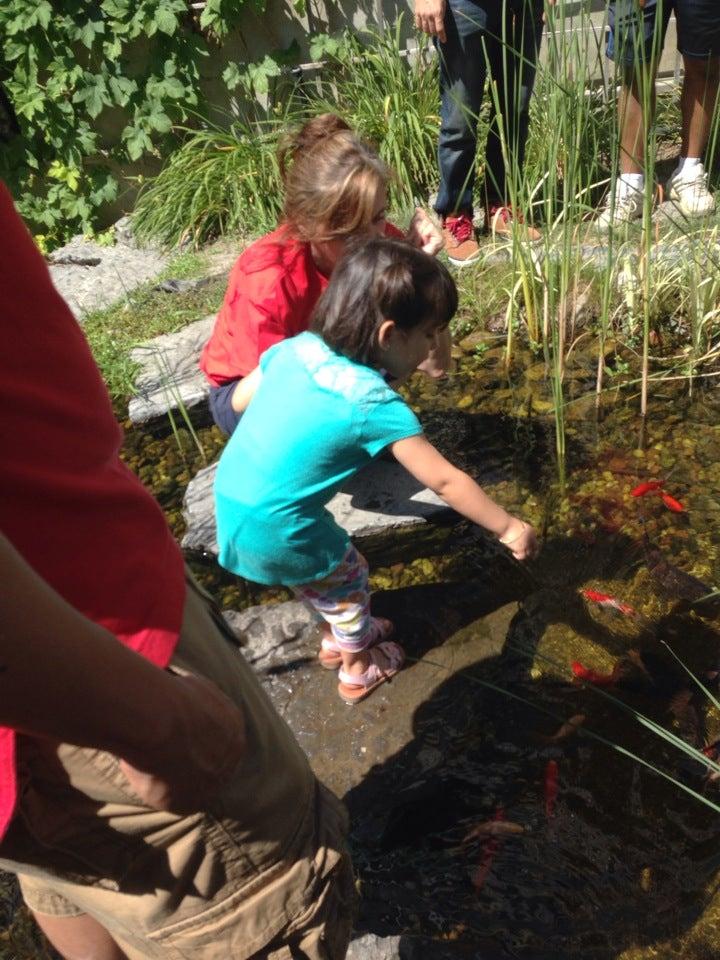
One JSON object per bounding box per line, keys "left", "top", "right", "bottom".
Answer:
{"left": 182, "top": 459, "right": 456, "bottom": 556}
{"left": 224, "top": 600, "right": 314, "bottom": 674}
{"left": 128, "top": 314, "right": 215, "bottom": 425}
{"left": 346, "top": 933, "right": 473, "bottom": 960}
{"left": 643, "top": 538, "right": 711, "bottom": 603}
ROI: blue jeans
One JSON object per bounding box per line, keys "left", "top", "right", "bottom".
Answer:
{"left": 434, "top": 0, "right": 543, "bottom": 216}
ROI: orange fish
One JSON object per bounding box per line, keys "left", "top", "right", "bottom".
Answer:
{"left": 631, "top": 480, "right": 663, "bottom": 498}
{"left": 571, "top": 660, "right": 617, "bottom": 687}
{"left": 660, "top": 492, "right": 685, "bottom": 513}
{"left": 581, "top": 588, "right": 637, "bottom": 617}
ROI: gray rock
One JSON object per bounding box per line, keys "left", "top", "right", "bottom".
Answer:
{"left": 48, "top": 230, "right": 169, "bottom": 319}
{"left": 153, "top": 274, "right": 225, "bottom": 294}
{"left": 128, "top": 314, "right": 215, "bottom": 425}
{"left": 114, "top": 215, "right": 136, "bottom": 248}
{"left": 225, "top": 600, "right": 316, "bottom": 673}
{"left": 346, "top": 934, "right": 402, "bottom": 960}
{"left": 182, "top": 459, "right": 455, "bottom": 556}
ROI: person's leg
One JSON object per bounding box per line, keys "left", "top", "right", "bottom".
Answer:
{"left": 1, "top": 573, "right": 347, "bottom": 960}
{"left": 665, "top": 1, "right": 720, "bottom": 213}
{"left": 679, "top": 55, "right": 720, "bottom": 159}
{"left": 598, "top": 0, "right": 667, "bottom": 227}
{"left": 31, "top": 911, "right": 128, "bottom": 960}
{"left": 483, "top": 0, "right": 543, "bottom": 210}
{"left": 208, "top": 380, "right": 243, "bottom": 436}
{"left": 293, "top": 545, "right": 404, "bottom": 701}
{"left": 618, "top": 62, "right": 659, "bottom": 175}
{"left": 434, "top": 0, "right": 492, "bottom": 217}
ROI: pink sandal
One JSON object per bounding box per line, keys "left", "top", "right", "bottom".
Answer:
{"left": 317, "top": 617, "right": 394, "bottom": 670}
{"left": 337, "top": 640, "right": 405, "bottom": 705}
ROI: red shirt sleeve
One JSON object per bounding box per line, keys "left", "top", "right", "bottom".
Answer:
{"left": 385, "top": 221, "right": 405, "bottom": 240}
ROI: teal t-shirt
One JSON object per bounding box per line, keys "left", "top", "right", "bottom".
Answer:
{"left": 214, "top": 332, "right": 423, "bottom": 585}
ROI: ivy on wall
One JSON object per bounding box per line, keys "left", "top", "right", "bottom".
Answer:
{"left": 0, "top": 0, "right": 264, "bottom": 248}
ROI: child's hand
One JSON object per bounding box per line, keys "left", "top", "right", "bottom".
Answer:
{"left": 498, "top": 517, "right": 538, "bottom": 561}
{"left": 407, "top": 207, "right": 444, "bottom": 256}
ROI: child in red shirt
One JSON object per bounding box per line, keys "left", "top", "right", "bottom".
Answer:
{"left": 199, "top": 114, "right": 447, "bottom": 434}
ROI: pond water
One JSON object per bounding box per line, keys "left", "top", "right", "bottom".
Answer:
{"left": 121, "top": 344, "right": 720, "bottom": 959}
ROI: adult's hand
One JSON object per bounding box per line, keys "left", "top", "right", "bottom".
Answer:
{"left": 407, "top": 207, "right": 444, "bottom": 256}
{"left": 120, "top": 673, "right": 246, "bottom": 813}
{"left": 414, "top": 0, "right": 446, "bottom": 43}
{"left": 0, "top": 533, "right": 246, "bottom": 816}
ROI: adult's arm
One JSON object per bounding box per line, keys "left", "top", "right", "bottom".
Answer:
{"left": 0, "top": 533, "right": 246, "bottom": 812}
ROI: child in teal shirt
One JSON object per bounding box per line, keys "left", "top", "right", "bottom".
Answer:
{"left": 215, "top": 237, "right": 537, "bottom": 704}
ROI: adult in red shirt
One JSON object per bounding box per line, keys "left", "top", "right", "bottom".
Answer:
{"left": 0, "top": 178, "right": 352, "bottom": 960}
{"left": 200, "top": 114, "right": 450, "bottom": 434}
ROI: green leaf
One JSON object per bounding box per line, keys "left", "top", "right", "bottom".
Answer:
{"left": 155, "top": 7, "right": 178, "bottom": 35}
{"left": 35, "top": 1, "right": 52, "bottom": 29}
{"left": 222, "top": 62, "right": 242, "bottom": 91}
{"left": 161, "top": 77, "right": 186, "bottom": 99}
{"left": 78, "top": 20, "right": 103, "bottom": 49}
{"left": 148, "top": 109, "right": 172, "bottom": 133}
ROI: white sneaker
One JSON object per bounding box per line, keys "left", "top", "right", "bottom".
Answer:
{"left": 595, "top": 185, "right": 643, "bottom": 231}
{"left": 667, "top": 163, "right": 715, "bottom": 217}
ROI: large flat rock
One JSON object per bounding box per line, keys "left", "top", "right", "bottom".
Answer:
{"left": 128, "top": 314, "right": 215, "bottom": 425}
{"left": 182, "top": 458, "right": 456, "bottom": 556}
{"left": 48, "top": 232, "right": 169, "bottom": 319}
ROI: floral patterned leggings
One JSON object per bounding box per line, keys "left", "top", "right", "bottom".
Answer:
{"left": 293, "top": 545, "right": 374, "bottom": 653}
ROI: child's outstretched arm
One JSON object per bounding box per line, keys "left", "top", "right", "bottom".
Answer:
{"left": 391, "top": 434, "right": 538, "bottom": 560}
{"left": 230, "top": 365, "right": 262, "bottom": 414}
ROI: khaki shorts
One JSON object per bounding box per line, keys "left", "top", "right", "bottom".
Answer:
{"left": 0, "top": 575, "right": 355, "bottom": 960}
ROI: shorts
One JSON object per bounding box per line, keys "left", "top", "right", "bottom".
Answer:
{"left": 208, "top": 380, "right": 242, "bottom": 436}
{"left": 0, "top": 574, "right": 355, "bottom": 960}
{"left": 608, "top": 0, "right": 720, "bottom": 63}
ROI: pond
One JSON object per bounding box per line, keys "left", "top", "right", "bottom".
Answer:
{"left": 119, "top": 341, "right": 720, "bottom": 960}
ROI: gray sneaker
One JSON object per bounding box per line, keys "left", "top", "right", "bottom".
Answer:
{"left": 667, "top": 163, "right": 715, "bottom": 217}
{"left": 595, "top": 183, "right": 643, "bottom": 231}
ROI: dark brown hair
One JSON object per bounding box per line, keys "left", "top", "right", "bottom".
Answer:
{"left": 277, "top": 113, "right": 389, "bottom": 244}
{"left": 310, "top": 237, "right": 458, "bottom": 366}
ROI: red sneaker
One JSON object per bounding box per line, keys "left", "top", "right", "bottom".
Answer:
{"left": 441, "top": 212, "right": 481, "bottom": 266}
{"left": 487, "top": 205, "right": 541, "bottom": 242}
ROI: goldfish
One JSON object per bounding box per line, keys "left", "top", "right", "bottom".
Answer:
{"left": 546, "top": 713, "right": 586, "bottom": 742}
{"left": 660, "top": 492, "right": 685, "bottom": 513}
{"left": 463, "top": 819, "right": 525, "bottom": 842}
{"left": 544, "top": 760, "right": 559, "bottom": 818}
{"left": 571, "top": 660, "right": 617, "bottom": 687}
{"left": 631, "top": 480, "right": 664, "bottom": 498}
{"left": 581, "top": 588, "right": 637, "bottom": 617}
{"left": 471, "top": 806, "right": 505, "bottom": 892}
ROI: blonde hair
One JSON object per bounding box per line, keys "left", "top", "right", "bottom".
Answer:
{"left": 278, "top": 114, "right": 390, "bottom": 244}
